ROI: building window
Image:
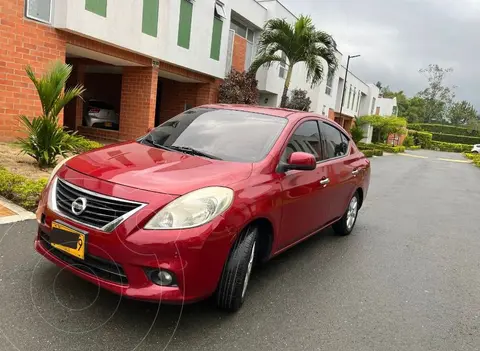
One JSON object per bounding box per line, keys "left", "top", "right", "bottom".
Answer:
{"left": 356, "top": 94, "right": 361, "bottom": 112}
{"left": 279, "top": 52, "right": 287, "bottom": 78}
{"left": 178, "top": 0, "right": 193, "bottom": 48}
{"left": 85, "top": 0, "right": 107, "bottom": 17}
{"left": 350, "top": 88, "right": 357, "bottom": 110}
{"left": 371, "top": 97, "right": 376, "bottom": 115}
{"left": 26, "top": 0, "right": 52, "bottom": 23}
{"left": 142, "top": 0, "right": 159, "bottom": 37}
{"left": 325, "top": 70, "right": 333, "bottom": 96}
{"left": 347, "top": 85, "right": 352, "bottom": 108}
{"left": 210, "top": 1, "right": 225, "bottom": 60}
{"left": 230, "top": 19, "right": 247, "bottom": 38}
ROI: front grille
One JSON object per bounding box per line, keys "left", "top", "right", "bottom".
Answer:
{"left": 40, "top": 231, "right": 128, "bottom": 285}
{"left": 55, "top": 178, "right": 143, "bottom": 231}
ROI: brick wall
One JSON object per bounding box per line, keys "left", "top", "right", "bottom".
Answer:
{"left": 0, "top": 0, "right": 66, "bottom": 140}
{"left": 232, "top": 34, "right": 247, "bottom": 72}
{"left": 119, "top": 67, "right": 158, "bottom": 140}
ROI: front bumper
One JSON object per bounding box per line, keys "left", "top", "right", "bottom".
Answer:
{"left": 34, "top": 170, "right": 238, "bottom": 303}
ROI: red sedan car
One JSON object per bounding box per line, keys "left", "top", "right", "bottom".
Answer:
{"left": 35, "top": 105, "right": 370, "bottom": 312}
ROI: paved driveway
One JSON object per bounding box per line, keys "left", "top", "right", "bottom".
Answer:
{"left": 1, "top": 150, "right": 479, "bottom": 351}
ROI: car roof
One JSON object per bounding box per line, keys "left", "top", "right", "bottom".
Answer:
{"left": 199, "top": 104, "right": 329, "bottom": 121}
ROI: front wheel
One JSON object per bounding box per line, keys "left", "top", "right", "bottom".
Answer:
{"left": 216, "top": 226, "right": 257, "bottom": 312}
{"left": 333, "top": 192, "right": 359, "bottom": 236}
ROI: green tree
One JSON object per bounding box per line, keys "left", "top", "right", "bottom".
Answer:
{"left": 285, "top": 89, "right": 312, "bottom": 111}
{"left": 250, "top": 15, "right": 338, "bottom": 108}
{"left": 17, "top": 61, "right": 85, "bottom": 167}
{"left": 448, "top": 100, "right": 477, "bottom": 125}
{"left": 417, "top": 64, "right": 455, "bottom": 123}
{"left": 357, "top": 115, "right": 407, "bottom": 143}
{"left": 403, "top": 97, "right": 427, "bottom": 123}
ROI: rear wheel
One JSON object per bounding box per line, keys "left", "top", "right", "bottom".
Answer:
{"left": 216, "top": 226, "right": 258, "bottom": 312}
{"left": 332, "top": 192, "right": 359, "bottom": 236}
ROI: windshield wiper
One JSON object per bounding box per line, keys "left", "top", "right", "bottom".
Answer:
{"left": 169, "top": 146, "right": 223, "bottom": 160}
{"left": 142, "top": 135, "right": 176, "bottom": 152}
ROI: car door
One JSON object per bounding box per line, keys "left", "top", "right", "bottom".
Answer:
{"left": 318, "top": 121, "right": 358, "bottom": 222}
{"left": 277, "top": 119, "right": 331, "bottom": 247}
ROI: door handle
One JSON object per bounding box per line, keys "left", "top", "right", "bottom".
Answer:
{"left": 320, "top": 178, "right": 330, "bottom": 186}
{"left": 352, "top": 169, "right": 360, "bottom": 176}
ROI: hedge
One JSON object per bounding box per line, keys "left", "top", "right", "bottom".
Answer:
{"left": 407, "top": 145, "right": 421, "bottom": 150}
{"left": 372, "top": 144, "right": 405, "bottom": 153}
{"left": 362, "top": 150, "right": 374, "bottom": 158}
{"left": 430, "top": 141, "right": 472, "bottom": 153}
{"left": 408, "top": 123, "right": 479, "bottom": 137}
{"left": 431, "top": 132, "right": 480, "bottom": 145}
{"left": 0, "top": 168, "right": 47, "bottom": 211}
{"left": 373, "top": 149, "right": 383, "bottom": 156}
{"left": 408, "top": 130, "right": 432, "bottom": 148}
{"left": 464, "top": 153, "right": 480, "bottom": 167}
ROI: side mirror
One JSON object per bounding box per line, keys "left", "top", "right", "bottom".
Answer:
{"left": 285, "top": 152, "right": 316, "bottom": 171}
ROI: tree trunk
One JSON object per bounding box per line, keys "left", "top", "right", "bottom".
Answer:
{"left": 280, "top": 65, "right": 294, "bottom": 108}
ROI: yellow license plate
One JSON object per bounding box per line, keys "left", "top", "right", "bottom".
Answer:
{"left": 50, "top": 221, "right": 86, "bottom": 260}
{"left": 105, "top": 122, "right": 112, "bottom": 127}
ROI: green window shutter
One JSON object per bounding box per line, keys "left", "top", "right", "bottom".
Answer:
{"left": 142, "top": 0, "right": 159, "bottom": 37}
{"left": 210, "top": 17, "right": 223, "bottom": 60}
{"left": 85, "top": 0, "right": 107, "bottom": 17}
{"left": 177, "top": 0, "right": 193, "bottom": 49}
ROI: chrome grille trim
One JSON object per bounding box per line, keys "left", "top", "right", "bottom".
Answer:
{"left": 51, "top": 177, "right": 146, "bottom": 232}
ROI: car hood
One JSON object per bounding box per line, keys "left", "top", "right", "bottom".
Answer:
{"left": 66, "top": 142, "right": 253, "bottom": 195}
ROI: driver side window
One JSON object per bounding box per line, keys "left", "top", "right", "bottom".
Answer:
{"left": 282, "top": 120, "right": 322, "bottom": 162}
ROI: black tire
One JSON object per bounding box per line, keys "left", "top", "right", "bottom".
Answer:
{"left": 216, "top": 225, "right": 258, "bottom": 312}
{"left": 332, "top": 192, "right": 360, "bottom": 236}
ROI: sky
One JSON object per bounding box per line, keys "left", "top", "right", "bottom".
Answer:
{"left": 280, "top": 0, "right": 480, "bottom": 109}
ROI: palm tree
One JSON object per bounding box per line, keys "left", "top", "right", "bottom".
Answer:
{"left": 249, "top": 15, "right": 338, "bottom": 108}
{"left": 17, "top": 61, "right": 85, "bottom": 167}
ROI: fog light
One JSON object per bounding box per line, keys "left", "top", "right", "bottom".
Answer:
{"left": 148, "top": 269, "right": 176, "bottom": 286}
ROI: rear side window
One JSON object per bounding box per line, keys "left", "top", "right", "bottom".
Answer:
{"left": 282, "top": 120, "right": 322, "bottom": 162}
{"left": 320, "top": 122, "right": 349, "bottom": 159}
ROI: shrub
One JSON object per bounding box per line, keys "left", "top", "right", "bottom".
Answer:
{"left": 403, "top": 135, "right": 414, "bottom": 147}
{"left": 407, "top": 145, "right": 421, "bottom": 150}
{"left": 406, "top": 123, "right": 480, "bottom": 136}
{"left": 464, "top": 153, "right": 480, "bottom": 167}
{"left": 17, "top": 62, "right": 85, "bottom": 167}
{"left": 350, "top": 125, "right": 365, "bottom": 144}
{"left": 71, "top": 137, "right": 104, "bottom": 153}
{"left": 362, "top": 150, "right": 374, "bottom": 158}
{"left": 373, "top": 143, "right": 405, "bottom": 153}
{"left": 0, "top": 168, "right": 47, "bottom": 211}
{"left": 373, "top": 149, "right": 383, "bottom": 156}
{"left": 431, "top": 132, "right": 480, "bottom": 145}
{"left": 285, "top": 89, "right": 312, "bottom": 111}
{"left": 430, "top": 141, "right": 472, "bottom": 153}
{"left": 408, "top": 130, "right": 432, "bottom": 148}
{"left": 219, "top": 70, "right": 259, "bottom": 105}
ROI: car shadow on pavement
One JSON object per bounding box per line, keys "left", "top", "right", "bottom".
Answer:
{"left": 31, "top": 225, "right": 344, "bottom": 342}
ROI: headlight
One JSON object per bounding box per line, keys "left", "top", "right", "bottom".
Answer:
{"left": 145, "top": 187, "right": 234, "bottom": 230}
{"left": 46, "top": 156, "right": 74, "bottom": 187}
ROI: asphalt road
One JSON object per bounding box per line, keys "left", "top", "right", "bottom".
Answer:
{"left": 1, "top": 150, "right": 479, "bottom": 351}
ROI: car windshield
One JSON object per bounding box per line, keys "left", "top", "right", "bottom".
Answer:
{"left": 142, "top": 109, "right": 288, "bottom": 162}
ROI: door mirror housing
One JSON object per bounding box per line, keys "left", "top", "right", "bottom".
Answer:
{"left": 280, "top": 152, "right": 316, "bottom": 172}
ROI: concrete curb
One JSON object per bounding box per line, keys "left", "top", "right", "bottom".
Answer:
{"left": 0, "top": 197, "right": 36, "bottom": 224}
